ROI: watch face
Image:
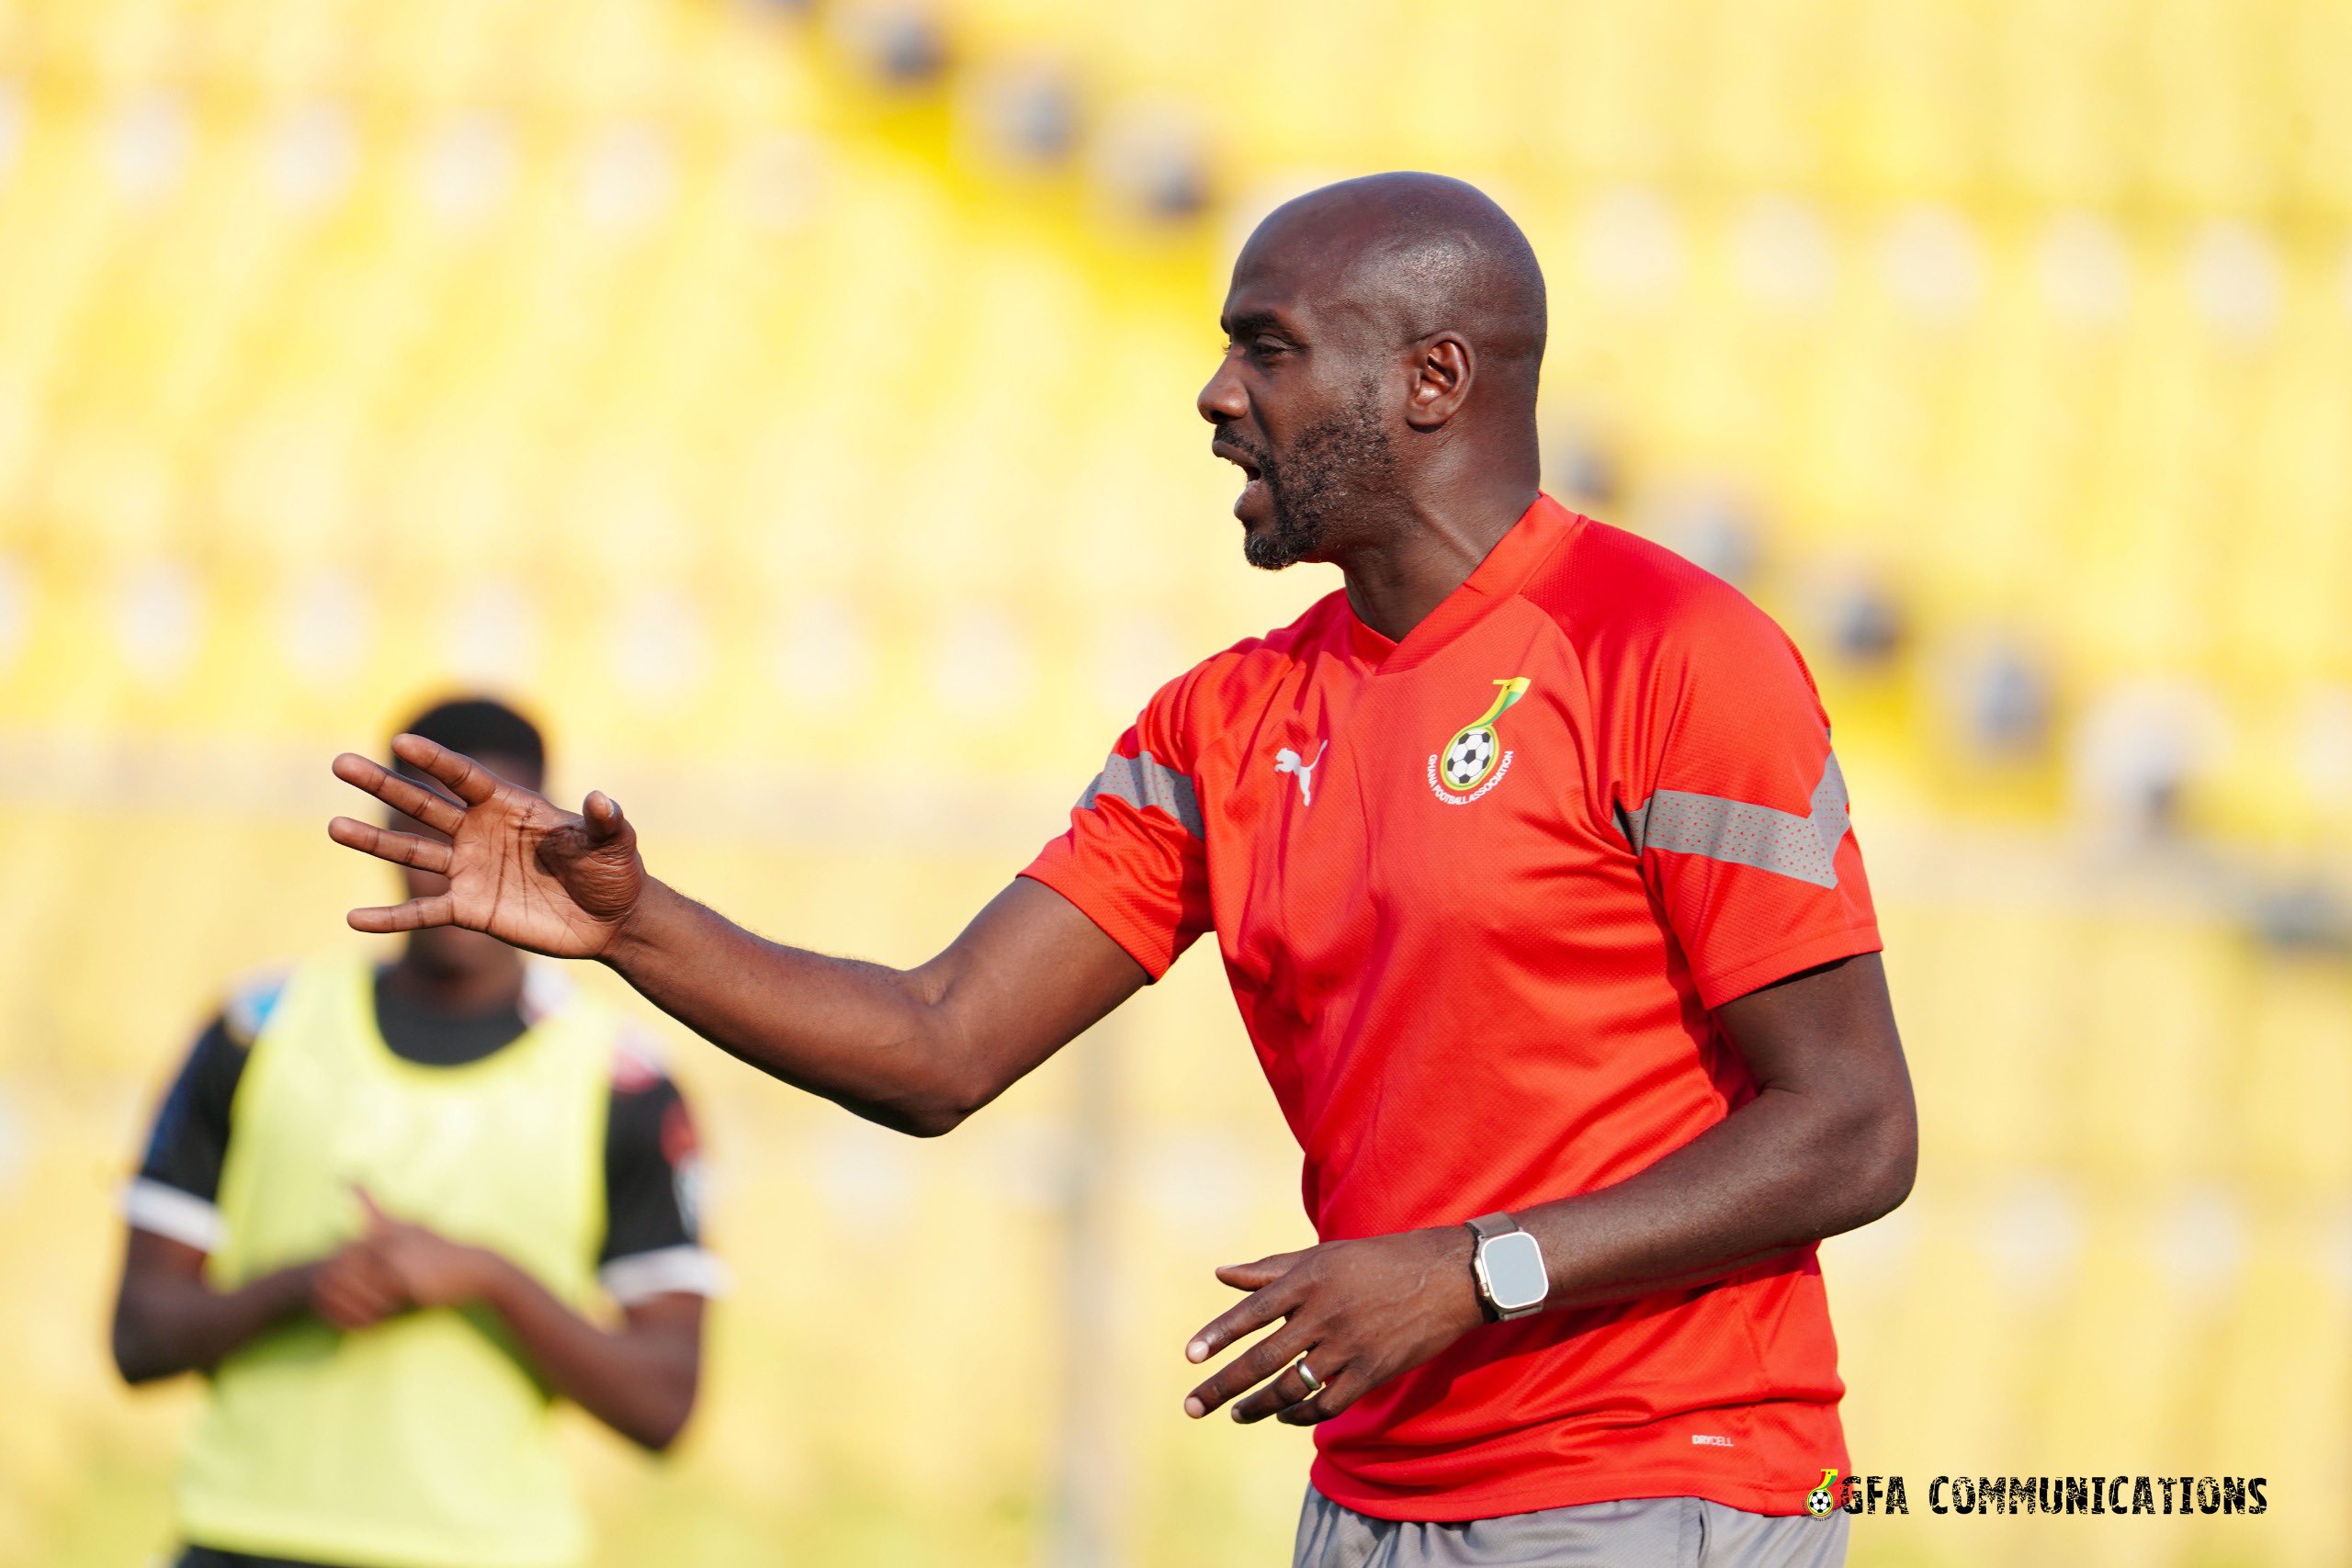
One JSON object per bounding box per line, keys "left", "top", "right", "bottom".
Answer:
{"left": 1481, "top": 1231, "right": 1548, "bottom": 1311}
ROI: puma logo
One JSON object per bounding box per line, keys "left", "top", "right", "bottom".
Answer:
{"left": 1274, "top": 741, "right": 1328, "bottom": 806}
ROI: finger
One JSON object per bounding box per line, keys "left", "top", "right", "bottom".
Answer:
{"left": 344, "top": 1280, "right": 401, "bottom": 1325}
{"left": 1233, "top": 1356, "right": 1338, "bottom": 1424}
{"left": 390, "top": 734, "right": 501, "bottom": 805}
{"left": 345, "top": 1241, "right": 412, "bottom": 1305}
{"left": 353, "top": 1185, "right": 390, "bottom": 1227}
{"left": 316, "top": 1269, "right": 396, "bottom": 1329}
{"left": 1184, "top": 1320, "right": 1313, "bottom": 1418}
{"left": 314, "top": 1286, "right": 370, "bottom": 1330}
{"left": 347, "top": 895, "right": 456, "bottom": 934}
{"left": 1275, "top": 1369, "right": 1358, "bottom": 1426}
{"left": 327, "top": 817, "right": 454, "bottom": 874}
{"left": 332, "top": 753, "right": 465, "bottom": 835}
{"left": 1214, "top": 1248, "right": 1311, "bottom": 1292}
{"left": 1187, "top": 1278, "right": 1300, "bottom": 1365}
{"left": 582, "top": 790, "right": 628, "bottom": 843}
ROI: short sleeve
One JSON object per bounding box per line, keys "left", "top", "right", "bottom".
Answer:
{"left": 1613, "top": 597, "right": 1881, "bottom": 1010}
{"left": 1018, "top": 676, "right": 1212, "bottom": 979}
{"left": 598, "top": 1035, "right": 728, "bottom": 1304}
{"left": 124, "top": 1013, "right": 254, "bottom": 1252}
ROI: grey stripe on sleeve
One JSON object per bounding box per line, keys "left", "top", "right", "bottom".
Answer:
{"left": 1078, "top": 750, "right": 1204, "bottom": 839}
{"left": 1618, "top": 750, "right": 1851, "bottom": 889}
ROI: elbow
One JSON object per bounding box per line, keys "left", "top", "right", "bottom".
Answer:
{"left": 632, "top": 1417, "right": 687, "bottom": 1456}
{"left": 1859, "top": 1128, "right": 1916, "bottom": 1226}
{"left": 904, "top": 1068, "right": 998, "bottom": 1136}
{"left": 1838, "top": 1097, "right": 1917, "bottom": 1232}
{"left": 111, "top": 1322, "right": 171, "bottom": 1386}
{"left": 1793, "top": 1088, "right": 1915, "bottom": 1243}
{"left": 858, "top": 1016, "right": 994, "bottom": 1137}
{"left": 631, "top": 1382, "right": 699, "bottom": 1455}
{"left": 875, "top": 1084, "right": 983, "bottom": 1139}
{"left": 894, "top": 1109, "right": 960, "bottom": 1139}
{"left": 868, "top": 966, "right": 996, "bottom": 1138}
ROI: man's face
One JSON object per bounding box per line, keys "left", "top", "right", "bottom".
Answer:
{"left": 1198, "top": 236, "right": 1399, "bottom": 570}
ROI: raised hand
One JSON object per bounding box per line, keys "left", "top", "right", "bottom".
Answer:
{"left": 328, "top": 733, "right": 646, "bottom": 959}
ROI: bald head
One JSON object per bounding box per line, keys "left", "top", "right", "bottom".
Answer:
{"left": 1200, "top": 174, "right": 1547, "bottom": 572}
{"left": 1247, "top": 173, "right": 1547, "bottom": 395}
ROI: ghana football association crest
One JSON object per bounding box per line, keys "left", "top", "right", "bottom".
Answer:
{"left": 1427, "top": 677, "right": 1531, "bottom": 804}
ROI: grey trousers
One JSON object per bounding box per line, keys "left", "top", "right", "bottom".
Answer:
{"left": 1293, "top": 1488, "right": 1849, "bottom": 1568}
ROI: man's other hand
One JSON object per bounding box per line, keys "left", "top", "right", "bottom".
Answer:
{"left": 328, "top": 733, "right": 645, "bottom": 960}
{"left": 310, "top": 1240, "right": 407, "bottom": 1332}
{"left": 1181, "top": 1227, "right": 1485, "bottom": 1427}
{"left": 353, "top": 1189, "right": 500, "bottom": 1311}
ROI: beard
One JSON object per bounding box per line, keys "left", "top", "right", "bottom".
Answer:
{"left": 1232, "top": 386, "right": 1397, "bottom": 571}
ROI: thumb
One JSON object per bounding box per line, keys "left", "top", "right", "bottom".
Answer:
{"left": 353, "top": 1184, "right": 391, "bottom": 1229}
{"left": 1216, "top": 1248, "right": 1310, "bottom": 1292}
{"left": 582, "top": 790, "right": 628, "bottom": 844}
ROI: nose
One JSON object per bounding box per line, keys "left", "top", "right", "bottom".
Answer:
{"left": 1197, "top": 351, "right": 1246, "bottom": 426}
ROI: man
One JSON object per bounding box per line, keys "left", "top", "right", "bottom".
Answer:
{"left": 326, "top": 175, "right": 1914, "bottom": 1566}
{"left": 119, "top": 697, "right": 718, "bottom": 1568}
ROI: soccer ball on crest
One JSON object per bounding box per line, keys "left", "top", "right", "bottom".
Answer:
{"left": 1442, "top": 726, "right": 1499, "bottom": 790}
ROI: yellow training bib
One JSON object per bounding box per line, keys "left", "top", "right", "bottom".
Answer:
{"left": 179, "top": 956, "right": 615, "bottom": 1568}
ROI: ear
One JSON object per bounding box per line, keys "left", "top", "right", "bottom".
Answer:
{"left": 1403, "top": 333, "right": 1473, "bottom": 431}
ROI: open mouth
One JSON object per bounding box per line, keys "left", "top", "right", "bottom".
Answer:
{"left": 1212, "top": 440, "right": 1262, "bottom": 481}
{"left": 1213, "top": 440, "right": 1267, "bottom": 518}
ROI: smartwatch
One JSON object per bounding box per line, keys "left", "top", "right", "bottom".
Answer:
{"left": 1466, "top": 1212, "right": 1548, "bottom": 1321}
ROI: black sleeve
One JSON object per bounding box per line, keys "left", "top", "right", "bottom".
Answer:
{"left": 136, "top": 1017, "right": 251, "bottom": 1203}
{"left": 599, "top": 1074, "right": 703, "bottom": 1266}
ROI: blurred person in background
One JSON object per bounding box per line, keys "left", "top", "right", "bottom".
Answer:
{"left": 326, "top": 175, "right": 1911, "bottom": 1568}
{"left": 113, "top": 696, "right": 718, "bottom": 1568}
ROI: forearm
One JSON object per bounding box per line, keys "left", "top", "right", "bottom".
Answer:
{"left": 113, "top": 1261, "right": 315, "bottom": 1383}
{"left": 1521, "top": 1082, "right": 1913, "bottom": 1314}
{"left": 329, "top": 744, "right": 1147, "bottom": 1135}
{"left": 473, "top": 1254, "right": 699, "bottom": 1451}
{"left": 600, "top": 878, "right": 1142, "bottom": 1137}
{"left": 599, "top": 881, "right": 969, "bottom": 1133}
{"left": 1181, "top": 958, "right": 1915, "bottom": 1426}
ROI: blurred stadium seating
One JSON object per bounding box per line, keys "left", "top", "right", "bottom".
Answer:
{"left": 0, "top": 1, "right": 2346, "bottom": 1563}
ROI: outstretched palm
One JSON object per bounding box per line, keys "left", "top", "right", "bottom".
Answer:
{"left": 328, "top": 734, "right": 644, "bottom": 959}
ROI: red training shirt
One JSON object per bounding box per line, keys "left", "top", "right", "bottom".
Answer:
{"left": 1021, "top": 495, "right": 1880, "bottom": 1521}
